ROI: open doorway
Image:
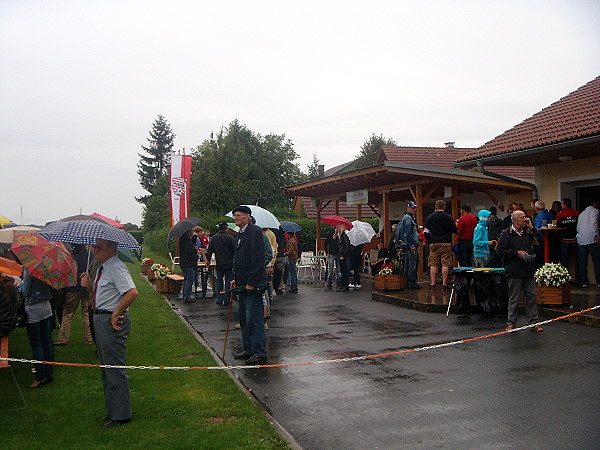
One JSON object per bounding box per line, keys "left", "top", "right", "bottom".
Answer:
{"left": 577, "top": 185, "right": 600, "bottom": 211}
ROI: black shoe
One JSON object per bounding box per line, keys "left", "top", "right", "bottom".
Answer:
{"left": 276, "top": 289, "right": 285, "bottom": 295}
{"left": 287, "top": 289, "right": 298, "bottom": 294}
{"left": 326, "top": 283, "right": 332, "bottom": 288}
{"left": 234, "top": 351, "right": 252, "bottom": 360}
{"left": 103, "top": 418, "right": 131, "bottom": 428}
{"left": 183, "top": 299, "right": 196, "bottom": 303}
{"left": 245, "top": 355, "right": 267, "bottom": 365}
{"left": 336, "top": 287, "right": 349, "bottom": 292}
{"left": 101, "top": 415, "right": 111, "bottom": 422}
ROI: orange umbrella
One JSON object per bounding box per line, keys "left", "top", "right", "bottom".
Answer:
{"left": 0, "top": 256, "right": 22, "bottom": 277}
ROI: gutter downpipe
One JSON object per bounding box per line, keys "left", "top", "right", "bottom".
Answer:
{"left": 476, "top": 161, "right": 538, "bottom": 198}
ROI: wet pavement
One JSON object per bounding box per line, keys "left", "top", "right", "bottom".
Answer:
{"left": 168, "top": 280, "right": 600, "bottom": 449}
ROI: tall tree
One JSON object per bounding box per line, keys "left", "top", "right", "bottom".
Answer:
{"left": 190, "top": 119, "right": 306, "bottom": 214}
{"left": 137, "top": 115, "right": 175, "bottom": 204}
{"left": 307, "top": 153, "right": 321, "bottom": 180}
{"left": 354, "top": 134, "right": 397, "bottom": 169}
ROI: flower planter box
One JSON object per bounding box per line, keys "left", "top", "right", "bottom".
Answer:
{"left": 147, "top": 269, "right": 156, "bottom": 282}
{"left": 536, "top": 284, "right": 571, "bottom": 305}
{"left": 155, "top": 279, "right": 170, "bottom": 293}
{"left": 374, "top": 274, "right": 406, "bottom": 291}
{"left": 141, "top": 264, "right": 150, "bottom": 275}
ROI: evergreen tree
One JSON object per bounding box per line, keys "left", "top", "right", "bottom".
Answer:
{"left": 354, "top": 134, "right": 397, "bottom": 169}
{"left": 307, "top": 153, "right": 321, "bottom": 180}
{"left": 137, "top": 115, "right": 175, "bottom": 204}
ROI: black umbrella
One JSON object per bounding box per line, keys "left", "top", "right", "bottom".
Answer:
{"left": 167, "top": 218, "right": 202, "bottom": 243}
{"left": 279, "top": 221, "right": 302, "bottom": 233}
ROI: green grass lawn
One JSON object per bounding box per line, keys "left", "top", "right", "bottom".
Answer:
{"left": 0, "top": 249, "right": 289, "bottom": 449}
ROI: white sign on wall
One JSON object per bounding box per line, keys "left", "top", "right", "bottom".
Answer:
{"left": 346, "top": 189, "right": 369, "bottom": 205}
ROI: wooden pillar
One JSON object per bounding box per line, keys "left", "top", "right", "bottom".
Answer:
{"left": 382, "top": 191, "right": 390, "bottom": 244}
{"left": 335, "top": 198, "right": 340, "bottom": 216}
{"left": 316, "top": 199, "right": 322, "bottom": 250}
{"left": 357, "top": 204, "right": 362, "bottom": 220}
{"left": 416, "top": 184, "right": 424, "bottom": 281}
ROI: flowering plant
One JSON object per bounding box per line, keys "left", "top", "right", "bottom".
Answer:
{"left": 378, "top": 267, "right": 393, "bottom": 276}
{"left": 150, "top": 263, "right": 163, "bottom": 271}
{"left": 154, "top": 265, "right": 173, "bottom": 280}
{"left": 534, "top": 263, "right": 571, "bottom": 287}
{"left": 378, "top": 259, "right": 402, "bottom": 275}
{"left": 142, "top": 258, "right": 154, "bottom": 265}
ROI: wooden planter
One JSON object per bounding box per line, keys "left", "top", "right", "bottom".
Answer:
{"left": 141, "top": 264, "right": 150, "bottom": 275}
{"left": 147, "top": 269, "right": 156, "bottom": 282}
{"left": 374, "top": 274, "right": 407, "bottom": 291}
{"left": 536, "top": 284, "right": 571, "bottom": 305}
{"left": 155, "top": 279, "right": 170, "bottom": 293}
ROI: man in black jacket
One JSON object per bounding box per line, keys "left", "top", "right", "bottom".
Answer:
{"left": 230, "top": 206, "right": 267, "bottom": 365}
{"left": 497, "top": 210, "right": 544, "bottom": 332}
{"left": 424, "top": 200, "right": 458, "bottom": 290}
{"left": 206, "top": 222, "right": 236, "bottom": 305}
{"left": 180, "top": 229, "right": 199, "bottom": 303}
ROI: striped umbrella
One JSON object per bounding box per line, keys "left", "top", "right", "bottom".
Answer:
{"left": 38, "top": 220, "right": 141, "bottom": 250}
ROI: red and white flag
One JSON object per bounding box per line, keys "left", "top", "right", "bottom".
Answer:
{"left": 169, "top": 154, "right": 192, "bottom": 226}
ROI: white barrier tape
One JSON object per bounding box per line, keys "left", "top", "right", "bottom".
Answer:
{"left": 2, "top": 304, "right": 598, "bottom": 371}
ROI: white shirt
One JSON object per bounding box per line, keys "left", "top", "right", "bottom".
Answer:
{"left": 576, "top": 206, "right": 600, "bottom": 246}
{"left": 94, "top": 255, "right": 136, "bottom": 311}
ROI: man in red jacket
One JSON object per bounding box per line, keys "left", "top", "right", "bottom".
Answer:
{"left": 556, "top": 197, "right": 581, "bottom": 284}
{"left": 456, "top": 204, "right": 478, "bottom": 267}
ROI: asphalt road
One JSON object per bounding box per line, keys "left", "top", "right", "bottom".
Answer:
{"left": 176, "top": 281, "right": 600, "bottom": 449}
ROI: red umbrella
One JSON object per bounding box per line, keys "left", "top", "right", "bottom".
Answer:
{"left": 11, "top": 233, "right": 78, "bottom": 289}
{"left": 320, "top": 215, "right": 354, "bottom": 230}
{"left": 90, "top": 213, "right": 124, "bottom": 229}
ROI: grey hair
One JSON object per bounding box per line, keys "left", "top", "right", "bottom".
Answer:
{"left": 534, "top": 200, "right": 545, "bottom": 210}
{"left": 511, "top": 211, "right": 525, "bottom": 223}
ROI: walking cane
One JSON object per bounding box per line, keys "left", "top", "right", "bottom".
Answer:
{"left": 222, "top": 293, "right": 235, "bottom": 359}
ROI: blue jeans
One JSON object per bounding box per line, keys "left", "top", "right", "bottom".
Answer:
{"left": 579, "top": 244, "right": 600, "bottom": 286}
{"left": 182, "top": 267, "right": 196, "bottom": 302}
{"left": 402, "top": 247, "right": 419, "bottom": 287}
{"left": 215, "top": 268, "right": 233, "bottom": 304}
{"left": 26, "top": 316, "right": 54, "bottom": 381}
{"left": 287, "top": 258, "right": 298, "bottom": 291}
{"left": 238, "top": 291, "right": 267, "bottom": 358}
{"left": 326, "top": 255, "right": 341, "bottom": 285}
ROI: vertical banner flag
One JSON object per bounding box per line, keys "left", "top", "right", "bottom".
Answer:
{"left": 169, "top": 154, "right": 193, "bottom": 226}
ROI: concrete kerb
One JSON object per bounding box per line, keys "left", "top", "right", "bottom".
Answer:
{"left": 148, "top": 276, "right": 302, "bottom": 450}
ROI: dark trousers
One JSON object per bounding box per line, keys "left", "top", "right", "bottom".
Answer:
{"left": 238, "top": 291, "right": 267, "bottom": 358}
{"left": 579, "top": 244, "right": 600, "bottom": 286}
{"left": 26, "top": 316, "right": 54, "bottom": 382}
{"left": 457, "top": 241, "right": 474, "bottom": 267}
{"left": 561, "top": 242, "right": 581, "bottom": 284}
{"left": 339, "top": 257, "right": 350, "bottom": 288}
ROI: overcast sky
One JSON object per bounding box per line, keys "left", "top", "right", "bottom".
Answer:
{"left": 1, "top": 0, "right": 599, "bottom": 226}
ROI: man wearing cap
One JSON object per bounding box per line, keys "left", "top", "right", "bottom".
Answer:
{"left": 396, "top": 202, "right": 422, "bottom": 289}
{"left": 82, "top": 239, "right": 139, "bottom": 427}
{"left": 205, "top": 221, "right": 236, "bottom": 305}
{"left": 230, "top": 206, "right": 267, "bottom": 365}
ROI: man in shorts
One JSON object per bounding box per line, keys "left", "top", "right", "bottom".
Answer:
{"left": 424, "top": 200, "right": 457, "bottom": 290}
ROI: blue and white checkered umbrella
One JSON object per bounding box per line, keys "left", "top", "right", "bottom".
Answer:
{"left": 38, "top": 220, "right": 141, "bottom": 250}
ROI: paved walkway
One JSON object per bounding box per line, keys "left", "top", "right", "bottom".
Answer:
{"left": 168, "top": 280, "right": 600, "bottom": 449}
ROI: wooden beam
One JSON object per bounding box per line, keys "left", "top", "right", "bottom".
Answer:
{"left": 383, "top": 192, "right": 390, "bottom": 244}
{"left": 484, "top": 189, "right": 505, "bottom": 212}
{"left": 451, "top": 186, "right": 459, "bottom": 267}
{"left": 319, "top": 199, "right": 331, "bottom": 213}
{"left": 357, "top": 204, "right": 362, "bottom": 220}
{"left": 316, "top": 199, "right": 322, "bottom": 249}
{"left": 366, "top": 203, "right": 381, "bottom": 218}
{"left": 408, "top": 186, "right": 417, "bottom": 202}
{"left": 422, "top": 183, "right": 441, "bottom": 202}
{"left": 335, "top": 198, "right": 339, "bottom": 215}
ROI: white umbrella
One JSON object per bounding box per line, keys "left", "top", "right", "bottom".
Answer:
{"left": 0, "top": 226, "right": 40, "bottom": 244}
{"left": 226, "top": 205, "right": 280, "bottom": 229}
{"left": 346, "top": 220, "right": 376, "bottom": 246}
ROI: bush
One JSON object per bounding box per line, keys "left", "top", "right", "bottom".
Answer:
{"left": 129, "top": 230, "right": 144, "bottom": 245}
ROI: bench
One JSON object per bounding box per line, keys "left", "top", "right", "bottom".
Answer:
{"left": 167, "top": 274, "right": 184, "bottom": 299}
{"left": 0, "top": 336, "right": 8, "bottom": 371}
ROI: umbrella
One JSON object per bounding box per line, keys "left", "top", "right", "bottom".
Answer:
{"left": 11, "top": 233, "right": 77, "bottom": 289}
{"left": 38, "top": 220, "right": 141, "bottom": 250}
{"left": 226, "top": 205, "right": 280, "bottom": 229}
{"left": 91, "top": 212, "right": 125, "bottom": 229}
{"left": 60, "top": 214, "right": 112, "bottom": 225}
{"left": 0, "top": 215, "right": 14, "bottom": 226}
{"left": 167, "top": 217, "right": 202, "bottom": 243}
{"left": 321, "top": 215, "right": 354, "bottom": 230}
{"left": 279, "top": 221, "right": 302, "bottom": 233}
{"left": 0, "top": 256, "right": 22, "bottom": 277}
{"left": 347, "top": 220, "right": 376, "bottom": 246}
{"left": 0, "top": 226, "right": 40, "bottom": 244}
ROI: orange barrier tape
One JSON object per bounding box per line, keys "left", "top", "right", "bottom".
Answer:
{"left": 2, "top": 305, "right": 598, "bottom": 371}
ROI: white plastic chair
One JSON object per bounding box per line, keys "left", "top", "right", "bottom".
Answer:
{"left": 169, "top": 252, "right": 180, "bottom": 270}
{"left": 362, "top": 252, "right": 370, "bottom": 273}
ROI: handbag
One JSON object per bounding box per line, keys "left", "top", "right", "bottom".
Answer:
{"left": 14, "top": 297, "right": 27, "bottom": 328}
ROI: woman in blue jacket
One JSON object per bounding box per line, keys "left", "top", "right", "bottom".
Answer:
{"left": 473, "top": 210, "right": 497, "bottom": 268}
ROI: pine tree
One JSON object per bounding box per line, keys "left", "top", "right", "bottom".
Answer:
{"left": 307, "top": 153, "right": 321, "bottom": 180}
{"left": 137, "top": 115, "right": 175, "bottom": 204}
{"left": 354, "top": 134, "right": 397, "bottom": 169}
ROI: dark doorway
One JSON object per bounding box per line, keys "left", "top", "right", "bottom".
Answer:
{"left": 577, "top": 185, "right": 600, "bottom": 211}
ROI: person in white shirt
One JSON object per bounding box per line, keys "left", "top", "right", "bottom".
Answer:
{"left": 576, "top": 200, "right": 600, "bottom": 288}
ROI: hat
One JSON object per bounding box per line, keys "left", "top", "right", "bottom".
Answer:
{"left": 232, "top": 205, "right": 252, "bottom": 215}
{"left": 407, "top": 201, "right": 417, "bottom": 208}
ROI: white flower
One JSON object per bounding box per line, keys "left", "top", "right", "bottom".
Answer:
{"left": 535, "top": 263, "right": 571, "bottom": 287}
